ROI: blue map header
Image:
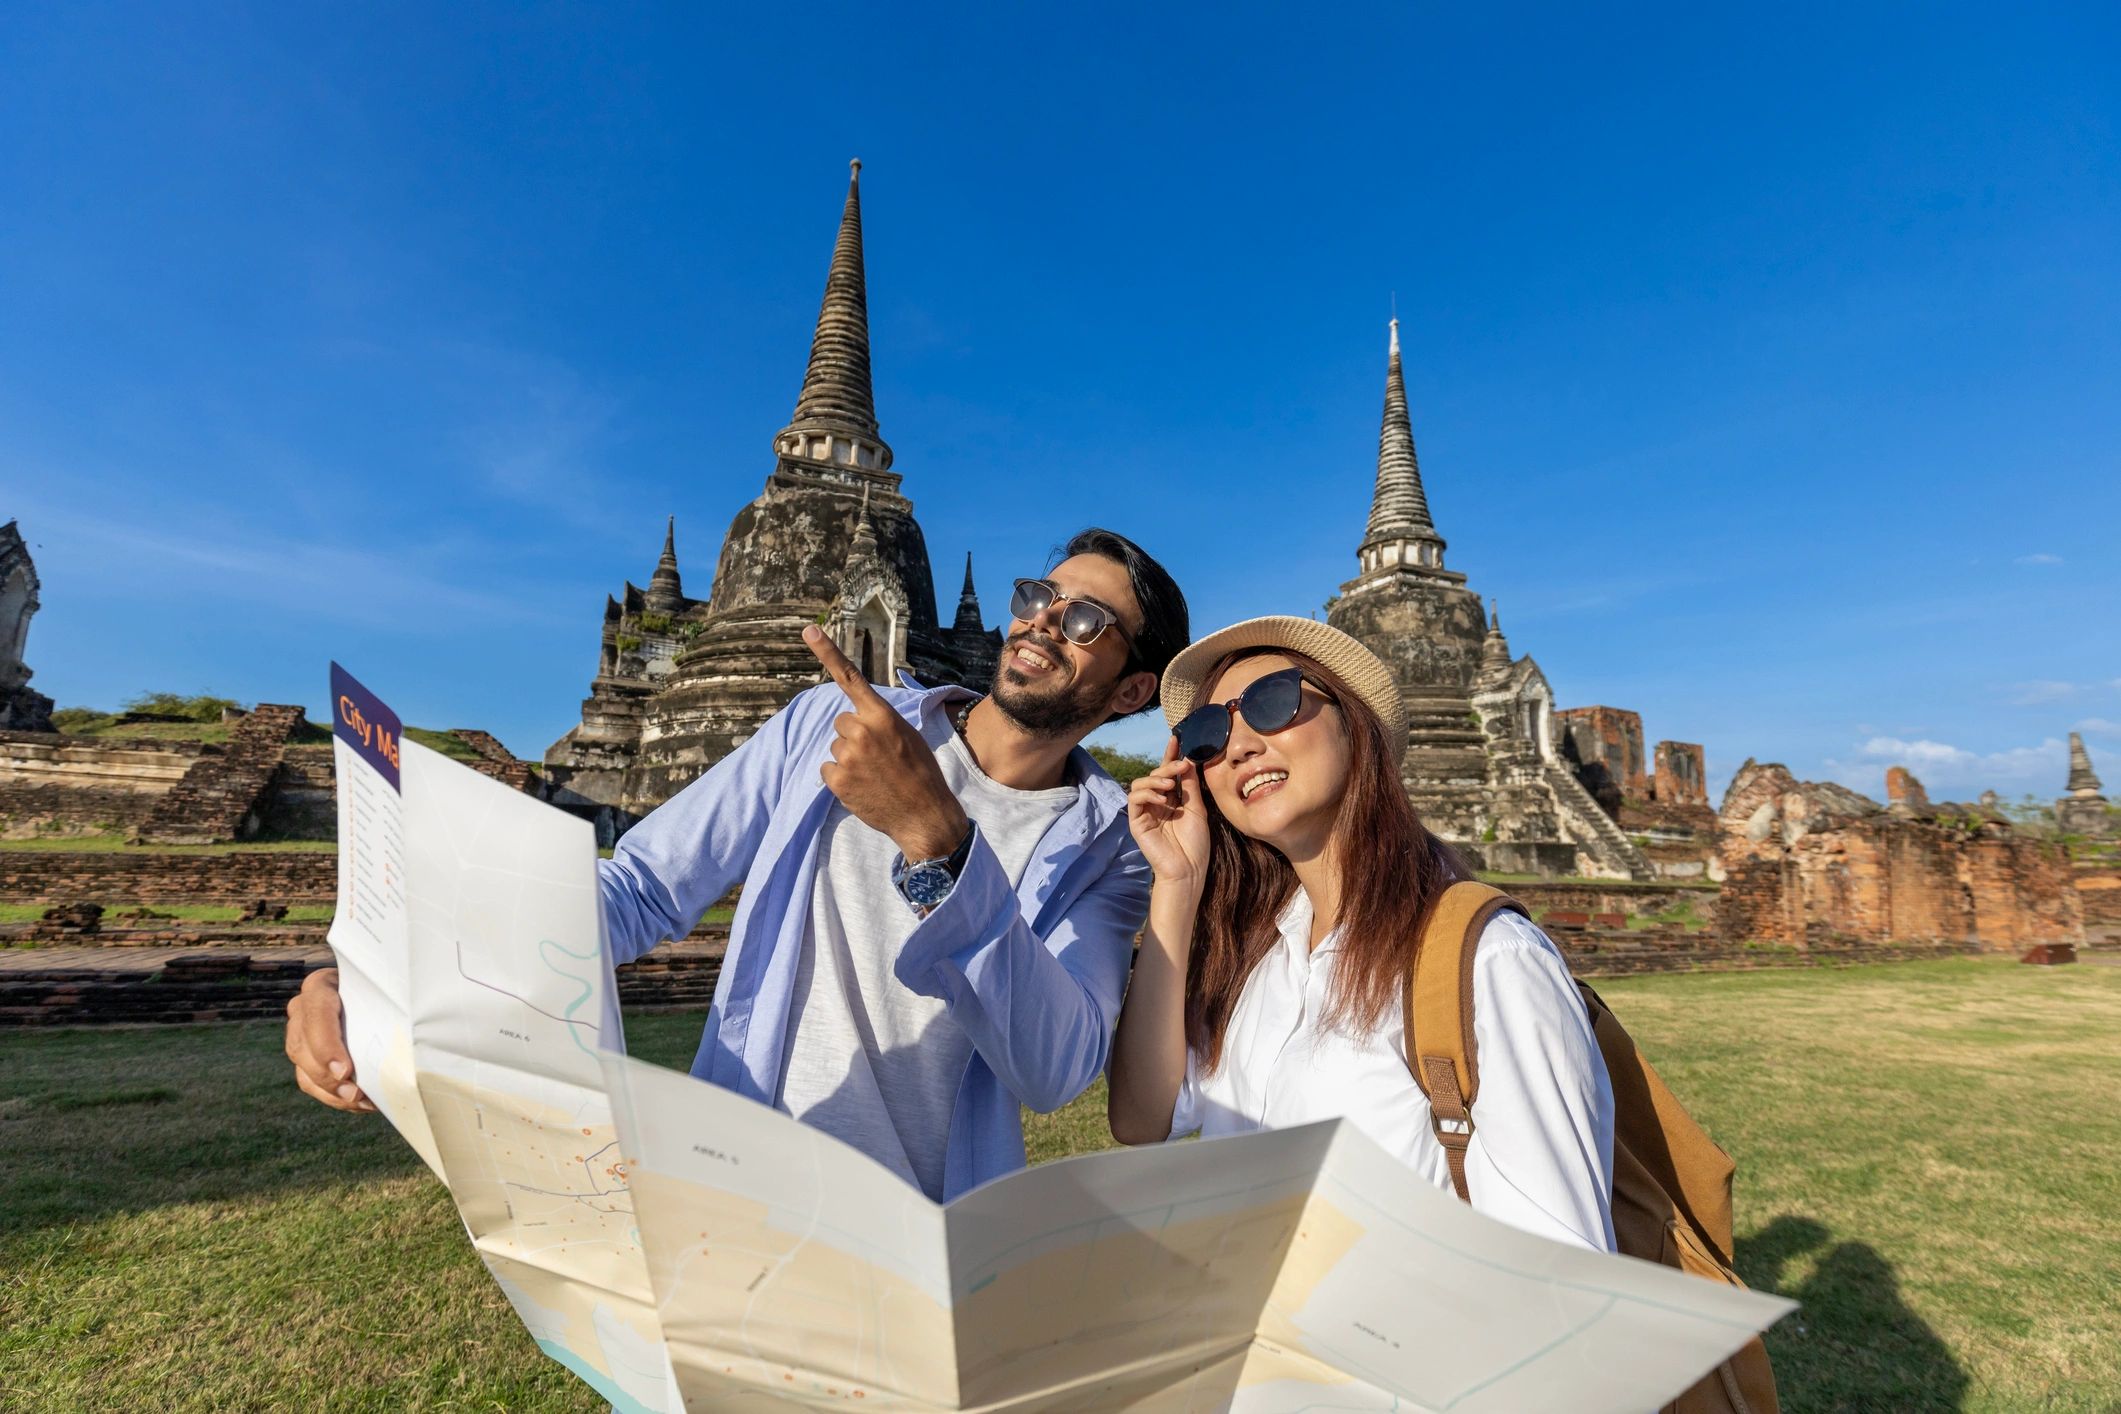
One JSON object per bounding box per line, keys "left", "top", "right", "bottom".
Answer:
{"left": 330, "top": 661, "right": 402, "bottom": 792}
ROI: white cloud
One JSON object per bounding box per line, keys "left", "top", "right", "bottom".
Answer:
{"left": 2076, "top": 718, "right": 2121, "bottom": 738}
{"left": 1857, "top": 737, "right": 1976, "bottom": 768}
{"left": 2006, "top": 680, "right": 2080, "bottom": 706}
{"left": 26, "top": 505, "right": 572, "bottom": 630}
{"left": 2014, "top": 552, "right": 2064, "bottom": 566}
{"left": 1823, "top": 735, "right": 2070, "bottom": 798}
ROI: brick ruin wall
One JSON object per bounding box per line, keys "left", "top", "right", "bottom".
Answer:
{"left": 0, "top": 731, "right": 206, "bottom": 838}
{"left": 1555, "top": 707, "right": 1647, "bottom": 807}
{"left": 2, "top": 721, "right": 541, "bottom": 846}
{"left": 3, "top": 849, "right": 337, "bottom": 906}
{"left": 1717, "top": 761, "right": 2082, "bottom": 949}
{"left": 1507, "top": 879, "right": 1719, "bottom": 924}
{"left": 1885, "top": 766, "right": 1930, "bottom": 812}
{"left": 259, "top": 746, "right": 337, "bottom": 837}
{"left": 1651, "top": 741, "right": 1708, "bottom": 806}
{"left": 2075, "top": 853, "right": 2121, "bottom": 945}
{"left": 1617, "top": 797, "right": 1723, "bottom": 882}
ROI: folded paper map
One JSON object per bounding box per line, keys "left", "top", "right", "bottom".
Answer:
{"left": 328, "top": 664, "right": 1791, "bottom": 1412}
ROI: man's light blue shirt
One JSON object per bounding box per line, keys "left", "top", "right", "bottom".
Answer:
{"left": 596, "top": 678, "right": 1148, "bottom": 1201}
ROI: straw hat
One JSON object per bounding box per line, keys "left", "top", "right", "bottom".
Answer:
{"left": 1159, "top": 616, "right": 1408, "bottom": 745}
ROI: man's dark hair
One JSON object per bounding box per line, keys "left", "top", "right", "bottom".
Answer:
{"left": 1057, "top": 527, "right": 1190, "bottom": 714}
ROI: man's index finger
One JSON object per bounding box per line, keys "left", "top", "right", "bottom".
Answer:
{"left": 803, "top": 626, "right": 888, "bottom": 711}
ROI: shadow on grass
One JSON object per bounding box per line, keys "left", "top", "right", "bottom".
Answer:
{"left": 1739, "top": 1214, "right": 1969, "bottom": 1413}
{"left": 0, "top": 1009, "right": 710, "bottom": 1241}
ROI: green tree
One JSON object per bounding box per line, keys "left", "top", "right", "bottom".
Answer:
{"left": 1087, "top": 745, "right": 1159, "bottom": 786}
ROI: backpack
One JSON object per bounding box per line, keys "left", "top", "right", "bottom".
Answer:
{"left": 1404, "top": 881, "right": 1781, "bottom": 1414}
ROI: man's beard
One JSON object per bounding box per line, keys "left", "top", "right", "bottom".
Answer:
{"left": 988, "top": 633, "right": 1112, "bottom": 738}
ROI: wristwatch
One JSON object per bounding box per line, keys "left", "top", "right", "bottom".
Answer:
{"left": 893, "top": 825, "right": 976, "bottom": 912}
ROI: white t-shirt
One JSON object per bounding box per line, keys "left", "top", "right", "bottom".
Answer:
{"left": 1170, "top": 889, "right": 1618, "bottom": 1251}
{"left": 775, "top": 730, "right": 1078, "bottom": 1200}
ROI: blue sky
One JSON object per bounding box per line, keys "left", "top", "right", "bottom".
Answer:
{"left": 5, "top": 3, "right": 2117, "bottom": 804}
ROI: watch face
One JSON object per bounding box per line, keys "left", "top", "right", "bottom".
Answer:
{"left": 903, "top": 861, "right": 955, "bottom": 908}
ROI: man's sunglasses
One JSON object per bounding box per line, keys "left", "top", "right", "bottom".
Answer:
{"left": 1010, "top": 578, "right": 1136, "bottom": 651}
{"left": 1173, "top": 667, "right": 1327, "bottom": 764}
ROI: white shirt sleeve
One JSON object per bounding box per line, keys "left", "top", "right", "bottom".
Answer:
{"left": 1460, "top": 911, "right": 1618, "bottom": 1252}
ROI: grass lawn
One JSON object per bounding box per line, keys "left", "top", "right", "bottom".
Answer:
{"left": 0, "top": 903, "right": 339, "bottom": 924}
{"left": 0, "top": 905, "right": 713, "bottom": 929}
{"left": 3, "top": 958, "right": 2117, "bottom": 1410}
{"left": 0, "top": 835, "right": 338, "bottom": 853}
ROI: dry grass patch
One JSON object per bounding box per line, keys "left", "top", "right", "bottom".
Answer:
{"left": 1598, "top": 958, "right": 2121, "bottom": 1412}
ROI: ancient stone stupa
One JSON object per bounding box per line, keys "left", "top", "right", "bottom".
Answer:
{"left": 1325, "top": 323, "right": 1648, "bottom": 878}
{"left": 2057, "top": 732, "right": 2112, "bottom": 836}
{"left": 544, "top": 162, "right": 999, "bottom": 823}
{"left": 0, "top": 521, "right": 54, "bottom": 733}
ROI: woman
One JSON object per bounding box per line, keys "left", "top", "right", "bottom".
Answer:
{"left": 1107, "top": 616, "right": 1617, "bottom": 1251}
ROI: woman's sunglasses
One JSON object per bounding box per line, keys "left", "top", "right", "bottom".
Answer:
{"left": 1010, "top": 578, "right": 1135, "bottom": 650}
{"left": 1173, "top": 667, "right": 1327, "bottom": 764}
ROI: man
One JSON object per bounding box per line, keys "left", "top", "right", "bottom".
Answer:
{"left": 286, "top": 527, "right": 1189, "bottom": 1201}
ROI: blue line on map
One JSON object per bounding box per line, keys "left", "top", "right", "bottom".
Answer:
{"left": 448, "top": 937, "right": 604, "bottom": 1060}
{"left": 538, "top": 936, "right": 603, "bottom": 1059}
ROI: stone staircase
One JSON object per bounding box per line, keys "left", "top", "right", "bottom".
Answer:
{"left": 1542, "top": 762, "right": 1653, "bottom": 880}
{"left": 134, "top": 705, "right": 308, "bottom": 845}
{"left": 449, "top": 729, "right": 536, "bottom": 792}
{"left": 1400, "top": 693, "right": 1491, "bottom": 777}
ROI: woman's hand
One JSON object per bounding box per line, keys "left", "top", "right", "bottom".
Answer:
{"left": 1112, "top": 737, "right": 1207, "bottom": 1146}
{"left": 1127, "top": 737, "right": 1211, "bottom": 889}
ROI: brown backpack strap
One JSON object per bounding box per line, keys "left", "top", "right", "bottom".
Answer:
{"left": 1404, "top": 881, "right": 1529, "bottom": 1202}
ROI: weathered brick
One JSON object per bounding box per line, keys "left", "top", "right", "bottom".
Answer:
{"left": 1717, "top": 760, "right": 2082, "bottom": 949}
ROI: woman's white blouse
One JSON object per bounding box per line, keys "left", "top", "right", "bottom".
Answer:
{"left": 1169, "top": 890, "right": 1618, "bottom": 1252}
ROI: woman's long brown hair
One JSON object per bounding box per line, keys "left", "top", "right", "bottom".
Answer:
{"left": 1185, "top": 647, "right": 1468, "bottom": 1071}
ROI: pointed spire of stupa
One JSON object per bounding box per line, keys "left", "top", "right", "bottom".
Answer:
{"left": 775, "top": 160, "right": 893, "bottom": 475}
{"left": 1480, "top": 597, "right": 1511, "bottom": 673}
{"left": 1367, "top": 318, "right": 1436, "bottom": 537}
{"left": 953, "top": 552, "right": 984, "bottom": 633}
{"left": 645, "top": 515, "right": 684, "bottom": 614}
{"left": 1356, "top": 317, "right": 1449, "bottom": 578}
{"left": 850, "top": 484, "right": 880, "bottom": 557}
{"left": 2068, "top": 732, "right": 2104, "bottom": 796}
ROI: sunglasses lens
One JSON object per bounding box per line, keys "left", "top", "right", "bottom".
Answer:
{"left": 1238, "top": 670, "right": 1307, "bottom": 735}
{"left": 1175, "top": 706, "right": 1230, "bottom": 763}
{"left": 1059, "top": 601, "right": 1107, "bottom": 646}
{"left": 1009, "top": 579, "right": 1053, "bottom": 621}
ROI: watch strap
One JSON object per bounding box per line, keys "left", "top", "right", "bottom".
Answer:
{"left": 894, "top": 823, "right": 976, "bottom": 910}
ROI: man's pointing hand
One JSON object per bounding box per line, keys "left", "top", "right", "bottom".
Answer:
{"left": 803, "top": 626, "right": 970, "bottom": 862}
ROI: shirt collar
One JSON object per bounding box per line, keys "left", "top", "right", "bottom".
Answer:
{"left": 892, "top": 676, "right": 1128, "bottom": 834}
{"left": 1275, "top": 887, "right": 1343, "bottom": 957}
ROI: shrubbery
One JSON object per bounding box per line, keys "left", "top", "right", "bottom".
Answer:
{"left": 51, "top": 693, "right": 246, "bottom": 736}
{"left": 123, "top": 692, "right": 244, "bottom": 722}
{"left": 1087, "top": 745, "right": 1158, "bottom": 785}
